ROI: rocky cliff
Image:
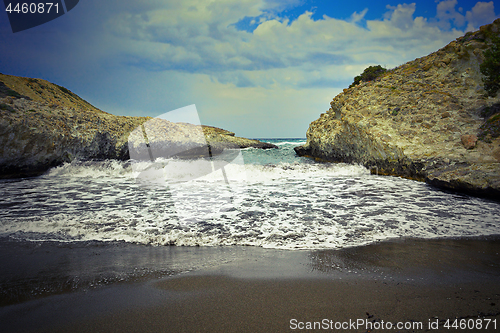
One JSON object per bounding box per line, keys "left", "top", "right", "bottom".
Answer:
{"left": 295, "top": 19, "right": 500, "bottom": 198}
{"left": 0, "top": 74, "right": 275, "bottom": 178}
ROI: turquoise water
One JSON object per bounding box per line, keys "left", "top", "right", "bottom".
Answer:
{"left": 241, "top": 138, "right": 309, "bottom": 165}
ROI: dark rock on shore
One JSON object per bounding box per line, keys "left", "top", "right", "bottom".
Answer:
{"left": 295, "top": 19, "right": 500, "bottom": 199}
{"left": 0, "top": 74, "right": 276, "bottom": 178}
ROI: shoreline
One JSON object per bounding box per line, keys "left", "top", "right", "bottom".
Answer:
{"left": 1, "top": 237, "right": 499, "bottom": 332}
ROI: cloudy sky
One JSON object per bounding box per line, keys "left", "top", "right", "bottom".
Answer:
{"left": 0, "top": 0, "right": 498, "bottom": 137}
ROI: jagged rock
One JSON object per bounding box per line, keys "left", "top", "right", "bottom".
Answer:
{"left": 0, "top": 74, "right": 276, "bottom": 178}
{"left": 295, "top": 19, "right": 500, "bottom": 199}
{"left": 426, "top": 163, "right": 500, "bottom": 197}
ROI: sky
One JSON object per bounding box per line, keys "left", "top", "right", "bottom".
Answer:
{"left": 0, "top": 0, "right": 499, "bottom": 138}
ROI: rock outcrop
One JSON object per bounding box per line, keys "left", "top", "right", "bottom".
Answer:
{"left": 0, "top": 74, "right": 276, "bottom": 178}
{"left": 295, "top": 19, "right": 500, "bottom": 199}
{"left": 128, "top": 118, "right": 276, "bottom": 161}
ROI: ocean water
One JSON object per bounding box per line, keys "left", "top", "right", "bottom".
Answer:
{"left": 1, "top": 138, "right": 499, "bottom": 250}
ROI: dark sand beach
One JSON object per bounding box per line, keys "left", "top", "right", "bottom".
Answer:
{"left": 1, "top": 237, "right": 500, "bottom": 332}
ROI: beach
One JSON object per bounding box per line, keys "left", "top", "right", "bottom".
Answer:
{"left": 1, "top": 237, "right": 499, "bottom": 332}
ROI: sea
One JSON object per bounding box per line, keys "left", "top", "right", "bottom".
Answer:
{"left": 1, "top": 138, "right": 500, "bottom": 305}
{"left": 2, "top": 138, "right": 500, "bottom": 249}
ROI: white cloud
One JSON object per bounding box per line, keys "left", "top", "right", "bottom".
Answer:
{"left": 350, "top": 8, "right": 368, "bottom": 23}
{"left": 465, "top": 1, "right": 497, "bottom": 31}
{"left": 105, "top": 0, "right": 474, "bottom": 92}
{"left": 189, "top": 75, "right": 336, "bottom": 138}
{"left": 436, "top": 0, "right": 466, "bottom": 29}
{"left": 384, "top": 3, "right": 418, "bottom": 31}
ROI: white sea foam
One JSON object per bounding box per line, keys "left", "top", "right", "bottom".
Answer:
{"left": 47, "top": 160, "right": 134, "bottom": 179}
{"left": 271, "top": 140, "right": 307, "bottom": 146}
{"left": 44, "top": 158, "right": 369, "bottom": 183}
{"left": 1, "top": 159, "right": 499, "bottom": 249}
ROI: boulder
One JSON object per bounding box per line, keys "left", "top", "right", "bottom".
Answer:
{"left": 461, "top": 134, "right": 478, "bottom": 149}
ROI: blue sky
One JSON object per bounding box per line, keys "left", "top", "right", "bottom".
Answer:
{"left": 0, "top": 0, "right": 498, "bottom": 138}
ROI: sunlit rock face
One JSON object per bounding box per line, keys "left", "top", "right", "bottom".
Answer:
{"left": 0, "top": 74, "right": 276, "bottom": 178}
{"left": 295, "top": 19, "right": 500, "bottom": 198}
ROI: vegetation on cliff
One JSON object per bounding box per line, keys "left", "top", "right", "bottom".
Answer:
{"left": 480, "top": 34, "right": 500, "bottom": 97}
{"left": 349, "top": 65, "right": 387, "bottom": 88}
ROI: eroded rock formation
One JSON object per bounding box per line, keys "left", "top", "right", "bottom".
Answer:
{"left": 0, "top": 74, "right": 275, "bottom": 178}
{"left": 295, "top": 19, "right": 500, "bottom": 198}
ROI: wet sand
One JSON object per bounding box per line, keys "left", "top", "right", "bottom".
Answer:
{"left": 1, "top": 237, "right": 500, "bottom": 332}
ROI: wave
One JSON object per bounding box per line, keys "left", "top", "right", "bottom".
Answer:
{"left": 5, "top": 143, "right": 500, "bottom": 251}
{"left": 271, "top": 141, "right": 307, "bottom": 146}
{"left": 241, "top": 162, "right": 369, "bottom": 182}
{"left": 46, "top": 160, "right": 134, "bottom": 179}
{"left": 44, "top": 159, "right": 369, "bottom": 183}
{"left": 3, "top": 164, "right": 500, "bottom": 250}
